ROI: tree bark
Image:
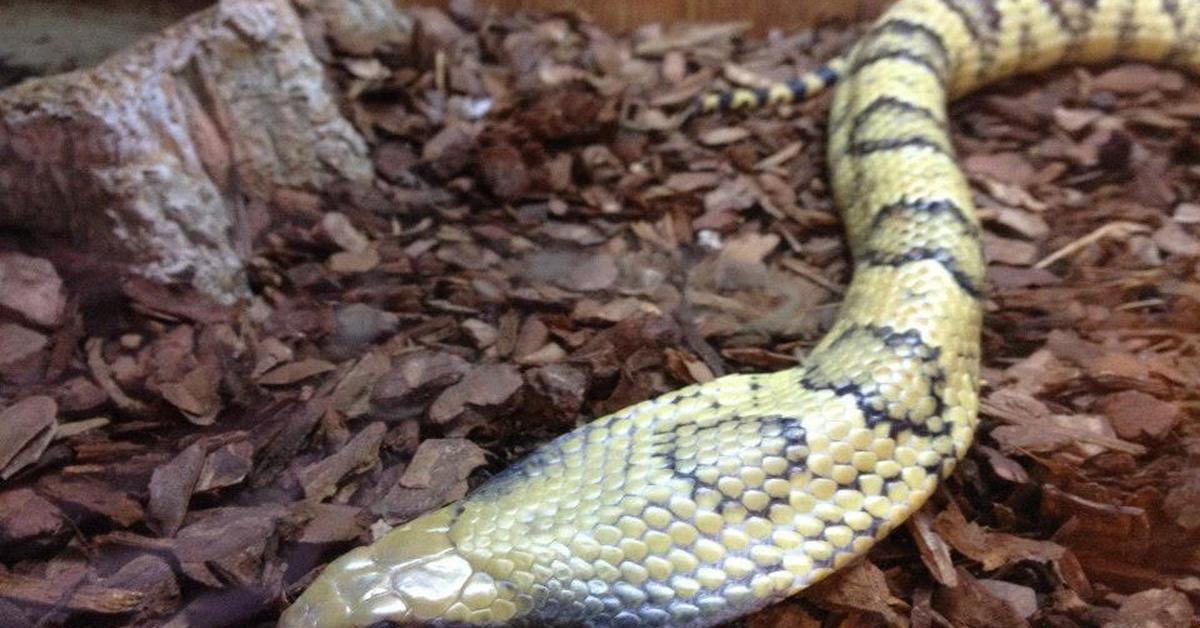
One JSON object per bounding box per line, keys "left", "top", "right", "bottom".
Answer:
{"left": 0, "top": 0, "right": 387, "bottom": 302}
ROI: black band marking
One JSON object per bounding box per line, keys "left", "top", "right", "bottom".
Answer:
{"left": 1017, "top": 20, "right": 1036, "bottom": 68}
{"left": 1040, "top": 0, "right": 1092, "bottom": 39}
{"left": 937, "top": 0, "right": 978, "bottom": 41}
{"left": 1161, "top": 0, "right": 1193, "bottom": 65}
{"left": 1116, "top": 3, "right": 1138, "bottom": 49}
{"left": 832, "top": 93, "right": 941, "bottom": 139}
{"left": 848, "top": 50, "right": 948, "bottom": 87}
{"left": 868, "top": 197, "right": 977, "bottom": 236}
{"left": 816, "top": 64, "right": 841, "bottom": 86}
{"left": 848, "top": 136, "right": 950, "bottom": 157}
{"left": 843, "top": 94, "right": 941, "bottom": 143}
{"left": 936, "top": 0, "right": 1001, "bottom": 77}
{"left": 752, "top": 87, "right": 770, "bottom": 107}
{"left": 859, "top": 246, "right": 983, "bottom": 298}
{"left": 651, "top": 414, "right": 809, "bottom": 517}
{"left": 856, "top": 19, "right": 952, "bottom": 76}
{"left": 801, "top": 325, "right": 951, "bottom": 439}
{"left": 787, "top": 78, "right": 809, "bottom": 101}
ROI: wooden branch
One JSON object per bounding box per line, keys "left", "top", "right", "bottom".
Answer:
{"left": 0, "top": 572, "right": 144, "bottom": 614}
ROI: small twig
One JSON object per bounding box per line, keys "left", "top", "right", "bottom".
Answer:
{"left": 618, "top": 99, "right": 694, "bottom": 132}
{"left": 1114, "top": 298, "right": 1165, "bottom": 311}
{"left": 0, "top": 572, "right": 143, "bottom": 614}
{"left": 435, "top": 50, "right": 447, "bottom": 95}
{"left": 1033, "top": 221, "right": 1151, "bottom": 269}
{"left": 85, "top": 338, "right": 152, "bottom": 418}
{"left": 780, "top": 257, "right": 846, "bottom": 294}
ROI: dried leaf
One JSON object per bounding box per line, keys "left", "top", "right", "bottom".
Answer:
{"left": 297, "top": 422, "right": 386, "bottom": 501}
{"left": 977, "top": 580, "right": 1037, "bottom": 619}
{"left": 0, "top": 253, "right": 66, "bottom": 327}
{"left": 399, "top": 439, "right": 488, "bottom": 489}
{"left": 461, "top": 319, "right": 499, "bottom": 349}
{"left": 257, "top": 358, "right": 337, "bottom": 386}
{"left": 289, "top": 502, "right": 368, "bottom": 544}
{"left": 984, "top": 389, "right": 1146, "bottom": 456}
{"left": 328, "top": 351, "right": 392, "bottom": 417}
{"left": 699, "top": 126, "right": 751, "bottom": 146}
{"left": 196, "top": 440, "right": 255, "bottom": 492}
{"left": 1163, "top": 469, "right": 1200, "bottom": 531}
{"left": 38, "top": 475, "right": 143, "bottom": 527}
{"left": 989, "top": 206, "right": 1050, "bottom": 239}
{"left": 1102, "top": 588, "right": 1193, "bottom": 628}
{"left": 328, "top": 247, "right": 381, "bottom": 273}
{"left": 0, "top": 488, "right": 63, "bottom": 547}
{"left": 1054, "top": 106, "right": 1103, "bottom": 132}
{"left": 664, "top": 171, "right": 723, "bottom": 193}
{"left": 1092, "top": 64, "right": 1185, "bottom": 93}
{"left": 933, "top": 568, "right": 1029, "bottom": 628}
{"left": 99, "top": 554, "right": 179, "bottom": 617}
{"left": 525, "top": 364, "right": 589, "bottom": 419}
{"left": 1096, "top": 390, "right": 1181, "bottom": 441}
{"left": 121, "top": 277, "right": 230, "bottom": 324}
{"left": 573, "top": 298, "right": 662, "bottom": 324}
{"left": 428, "top": 363, "right": 523, "bottom": 424}
{"left": 1040, "top": 485, "right": 1150, "bottom": 551}
{"left": 909, "top": 509, "right": 958, "bottom": 587}
{"left": 159, "top": 364, "right": 221, "bottom": 425}
{"left": 934, "top": 504, "right": 1064, "bottom": 571}
{"left": 1173, "top": 202, "right": 1200, "bottom": 223}
{"left": 172, "top": 506, "right": 285, "bottom": 587}
{"left": 0, "top": 396, "right": 57, "bottom": 480}
{"left": 563, "top": 253, "right": 619, "bottom": 292}
{"left": 148, "top": 443, "right": 206, "bottom": 537}
{"left": 319, "top": 212, "right": 370, "bottom": 253}
{"left": 966, "top": 152, "right": 1035, "bottom": 186}
{"left": 515, "top": 342, "right": 566, "bottom": 365}
{"left": 480, "top": 142, "right": 530, "bottom": 200}
{"left": 0, "top": 323, "right": 48, "bottom": 369}
{"left": 1152, "top": 221, "right": 1200, "bottom": 257}
{"left": 806, "top": 561, "right": 903, "bottom": 624}
{"left": 983, "top": 232, "right": 1039, "bottom": 266}
{"left": 371, "top": 350, "right": 470, "bottom": 413}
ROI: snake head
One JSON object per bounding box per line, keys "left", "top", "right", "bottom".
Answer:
{"left": 279, "top": 506, "right": 492, "bottom": 627}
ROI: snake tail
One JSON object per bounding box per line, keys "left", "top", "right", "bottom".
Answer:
{"left": 698, "top": 57, "right": 848, "bottom": 113}
{"left": 281, "top": 1, "right": 1200, "bottom": 626}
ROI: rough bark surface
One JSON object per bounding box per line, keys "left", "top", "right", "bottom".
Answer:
{"left": 301, "top": 0, "right": 413, "bottom": 57}
{"left": 0, "top": 0, "right": 378, "bottom": 302}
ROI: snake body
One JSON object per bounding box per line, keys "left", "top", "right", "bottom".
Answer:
{"left": 281, "top": 1, "right": 1198, "bottom": 626}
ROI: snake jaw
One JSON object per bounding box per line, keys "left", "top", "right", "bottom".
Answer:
{"left": 280, "top": 506, "right": 479, "bottom": 627}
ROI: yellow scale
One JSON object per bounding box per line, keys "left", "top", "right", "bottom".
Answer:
{"left": 281, "top": 1, "right": 1200, "bottom": 626}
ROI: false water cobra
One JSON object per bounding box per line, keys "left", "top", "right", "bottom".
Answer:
{"left": 280, "top": 1, "right": 1197, "bottom": 625}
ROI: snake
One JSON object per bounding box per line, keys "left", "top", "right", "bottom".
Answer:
{"left": 280, "top": 0, "right": 1196, "bottom": 626}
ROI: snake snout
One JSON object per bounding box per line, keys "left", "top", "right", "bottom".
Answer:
{"left": 279, "top": 506, "right": 478, "bottom": 627}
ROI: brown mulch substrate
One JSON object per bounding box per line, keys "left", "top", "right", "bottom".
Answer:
{"left": 1, "top": 3, "right": 1199, "bottom": 627}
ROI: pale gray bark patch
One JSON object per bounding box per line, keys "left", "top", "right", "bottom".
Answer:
{"left": 0, "top": 0, "right": 381, "bottom": 303}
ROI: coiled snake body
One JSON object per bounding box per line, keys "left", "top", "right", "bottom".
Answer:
{"left": 281, "top": 1, "right": 1195, "bottom": 625}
